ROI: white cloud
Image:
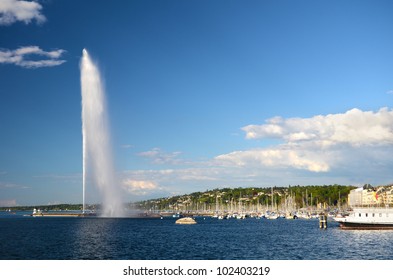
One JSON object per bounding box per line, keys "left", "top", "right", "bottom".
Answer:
{"left": 242, "top": 108, "right": 393, "bottom": 147}
{"left": 121, "top": 167, "right": 225, "bottom": 198}
{"left": 0, "top": 46, "right": 66, "bottom": 68}
{"left": 215, "top": 147, "right": 330, "bottom": 172}
{"left": 0, "top": 0, "right": 45, "bottom": 25}
{"left": 123, "top": 179, "right": 158, "bottom": 191}
{"left": 122, "top": 178, "right": 166, "bottom": 197}
{"left": 138, "top": 148, "right": 183, "bottom": 165}
{"left": 213, "top": 108, "right": 393, "bottom": 179}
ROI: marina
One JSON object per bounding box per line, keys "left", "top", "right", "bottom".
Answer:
{"left": 18, "top": 183, "right": 393, "bottom": 232}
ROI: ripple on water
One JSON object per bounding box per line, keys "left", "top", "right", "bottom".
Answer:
{"left": 1, "top": 215, "right": 393, "bottom": 259}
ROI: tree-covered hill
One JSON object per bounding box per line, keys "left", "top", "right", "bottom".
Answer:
{"left": 0, "top": 184, "right": 358, "bottom": 212}
{"left": 137, "top": 184, "right": 356, "bottom": 212}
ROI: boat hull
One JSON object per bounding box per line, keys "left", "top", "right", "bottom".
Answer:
{"left": 338, "top": 222, "right": 393, "bottom": 230}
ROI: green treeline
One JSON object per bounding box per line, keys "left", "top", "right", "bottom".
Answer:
{"left": 0, "top": 204, "right": 83, "bottom": 212}
{"left": 0, "top": 185, "right": 356, "bottom": 212}
{"left": 138, "top": 185, "right": 356, "bottom": 211}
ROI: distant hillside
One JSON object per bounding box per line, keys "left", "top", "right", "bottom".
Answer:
{"left": 137, "top": 184, "right": 356, "bottom": 212}
{"left": 1, "top": 184, "right": 357, "bottom": 212}
{"left": 0, "top": 204, "right": 84, "bottom": 212}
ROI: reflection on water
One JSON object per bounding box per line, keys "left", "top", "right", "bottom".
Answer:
{"left": 2, "top": 213, "right": 393, "bottom": 260}
{"left": 74, "top": 218, "right": 119, "bottom": 259}
{"left": 334, "top": 230, "right": 393, "bottom": 259}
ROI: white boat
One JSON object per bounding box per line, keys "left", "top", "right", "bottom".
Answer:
{"left": 175, "top": 217, "right": 197, "bottom": 224}
{"left": 265, "top": 212, "right": 279, "bottom": 220}
{"left": 172, "top": 213, "right": 181, "bottom": 218}
{"left": 334, "top": 207, "right": 393, "bottom": 229}
{"left": 235, "top": 214, "right": 245, "bottom": 219}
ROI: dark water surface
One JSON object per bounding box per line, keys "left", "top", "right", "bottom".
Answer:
{"left": 1, "top": 212, "right": 393, "bottom": 260}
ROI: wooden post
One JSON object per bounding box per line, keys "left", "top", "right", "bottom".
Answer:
{"left": 319, "top": 213, "right": 327, "bottom": 229}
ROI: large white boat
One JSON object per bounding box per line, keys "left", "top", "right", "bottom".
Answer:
{"left": 334, "top": 207, "right": 393, "bottom": 229}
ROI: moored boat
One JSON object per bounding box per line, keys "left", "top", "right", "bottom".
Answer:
{"left": 334, "top": 207, "right": 393, "bottom": 229}
{"left": 175, "top": 217, "right": 197, "bottom": 224}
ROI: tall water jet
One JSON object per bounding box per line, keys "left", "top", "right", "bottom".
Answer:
{"left": 80, "top": 49, "right": 124, "bottom": 217}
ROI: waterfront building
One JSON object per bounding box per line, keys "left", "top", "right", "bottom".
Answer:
{"left": 348, "top": 184, "right": 393, "bottom": 207}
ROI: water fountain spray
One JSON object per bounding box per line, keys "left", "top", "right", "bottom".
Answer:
{"left": 80, "top": 49, "right": 124, "bottom": 217}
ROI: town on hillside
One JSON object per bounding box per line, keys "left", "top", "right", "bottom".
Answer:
{"left": 136, "top": 184, "right": 393, "bottom": 218}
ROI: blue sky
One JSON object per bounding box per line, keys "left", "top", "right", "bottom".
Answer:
{"left": 1, "top": 0, "right": 393, "bottom": 206}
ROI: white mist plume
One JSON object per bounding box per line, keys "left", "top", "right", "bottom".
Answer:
{"left": 80, "top": 49, "right": 124, "bottom": 217}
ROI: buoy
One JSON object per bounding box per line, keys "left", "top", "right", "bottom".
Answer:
{"left": 175, "top": 217, "right": 197, "bottom": 224}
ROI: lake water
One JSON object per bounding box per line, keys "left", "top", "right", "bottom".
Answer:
{"left": 1, "top": 212, "right": 393, "bottom": 260}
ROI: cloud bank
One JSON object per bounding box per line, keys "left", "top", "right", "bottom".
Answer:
{"left": 121, "top": 108, "right": 393, "bottom": 198}
{"left": 0, "top": 46, "right": 66, "bottom": 68}
{"left": 216, "top": 107, "right": 393, "bottom": 175}
{"left": 0, "top": 0, "right": 45, "bottom": 25}
{"left": 122, "top": 179, "right": 159, "bottom": 196}
{"left": 138, "top": 148, "right": 183, "bottom": 165}
{"left": 242, "top": 108, "right": 393, "bottom": 146}
{"left": 215, "top": 148, "right": 330, "bottom": 172}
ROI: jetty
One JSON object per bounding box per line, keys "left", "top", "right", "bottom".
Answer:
{"left": 30, "top": 208, "right": 96, "bottom": 217}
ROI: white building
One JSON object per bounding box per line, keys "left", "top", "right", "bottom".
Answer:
{"left": 348, "top": 184, "right": 392, "bottom": 206}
